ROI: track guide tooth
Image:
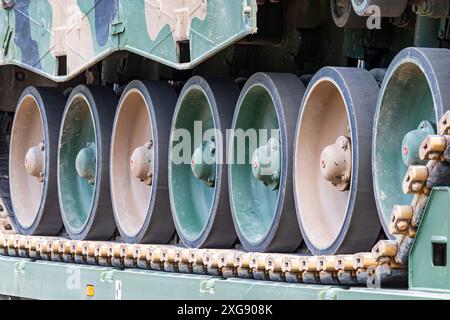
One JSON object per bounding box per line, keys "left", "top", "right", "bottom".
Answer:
{"left": 173, "top": 247, "right": 189, "bottom": 263}
{"left": 316, "top": 256, "right": 335, "bottom": 272}
{"left": 419, "top": 135, "right": 449, "bottom": 160}
{"left": 372, "top": 240, "right": 398, "bottom": 262}
{"left": 188, "top": 249, "right": 207, "bottom": 274}
{"left": 299, "top": 256, "right": 317, "bottom": 273}
{"left": 280, "top": 255, "right": 302, "bottom": 283}
{"left": 217, "top": 251, "right": 235, "bottom": 269}
{"left": 335, "top": 255, "right": 358, "bottom": 284}
{"left": 402, "top": 165, "right": 429, "bottom": 194}
{"left": 70, "top": 240, "right": 83, "bottom": 255}
{"left": 94, "top": 243, "right": 109, "bottom": 258}
{"left": 439, "top": 110, "right": 450, "bottom": 135}
{"left": 389, "top": 205, "right": 414, "bottom": 235}
{"left": 0, "top": 199, "right": 14, "bottom": 235}
{"left": 316, "top": 256, "right": 339, "bottom": 285}
{"left": 335, "top": 255, "right": 354, "bottom": 271}
{"left": 354, "top": 253, "right": 376, "bottom": 269}
{"left": 265, "top": 254, "right": 286, "bottom": 282}
{"left": 36, "top": 238, "right": 53, "bottom": 260}
{"left": 265, "top": 254, "right": 283, "bottom": 272}
{"left": 249, "top": 253, "right": 268, "bottom": 280}
{"left": 47, "top": 239, "right": 62, "bottom": 262}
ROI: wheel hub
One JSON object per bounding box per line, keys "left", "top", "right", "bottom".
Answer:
{"left": 320, "top": 136, "right": 352, "bottom": 191}
{"left": 191, "top": 138, "right": 216, "bottom": 188}
{"left": 130, "top": 140, "right": 154, "bottom": 186}
{"left": 75, "top": 142, "right": 96, "bottom": 185}
{"left": 251, "top": 137, "right": 280, "bottom": 190}
{"left": 401, "top": 121, "right": 435, "bottom": 166}
{"left": 24, "top": 141, "right": 45, "bottom": 182}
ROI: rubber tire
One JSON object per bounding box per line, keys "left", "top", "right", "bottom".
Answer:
{"left": 229, "top": 72, "right": 305, "bottom": 253}
{"left": 352, "top": 0, "right": 407, "bottom": 17}
{"left": 169, "top": 76, "right": 239, "bottom": 248}
{"left": 331, "top": 0, "right": 366, "bottom": 28}
{"left": 111, "top": 80, "right": 177, "bottom": 244}
{"left": 10, "top": 87, "right": 65, "bottom": 236}
{"left": 294, "top": 67, "right": 381, "bottom": 255}
{"left": 58, "top": 85, "right": 117, "bottom": 240}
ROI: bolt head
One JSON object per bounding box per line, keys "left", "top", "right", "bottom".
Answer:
{"left": 403, "top": 145, "right": 408, "bottom": 155}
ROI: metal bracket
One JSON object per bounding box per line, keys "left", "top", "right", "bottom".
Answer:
{"left": 100, "top": 270, "right": 115, "bottom": 283}
{"left": 200, "top": 279, "right": 216, "bottom": 295}
{"left": 110, "top": 21, "right": 125, "bottom": 36}
{"left": 14, "top": 261, "right": 25, "bottom": 274}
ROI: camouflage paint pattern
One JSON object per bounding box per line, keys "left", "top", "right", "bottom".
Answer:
{"left": 0, "top": 0, "right": 257, "bottom": 82}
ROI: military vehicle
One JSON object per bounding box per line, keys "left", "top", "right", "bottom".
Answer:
{"left": 1, "top": 0, "right": 450, "bottom": 300}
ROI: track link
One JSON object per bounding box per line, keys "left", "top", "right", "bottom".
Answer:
{"left": 0, "top": 198, "right": 14, "bottom": 236}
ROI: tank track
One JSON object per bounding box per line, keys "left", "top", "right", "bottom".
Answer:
{"left": 0, "top": 233, "right": 407, "bottom": 286}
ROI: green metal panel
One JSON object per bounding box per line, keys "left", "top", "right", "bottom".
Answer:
{"left": 1, "top": 256, "right": 450, "bottom": 300}
{"left": 0, "top": 0, "right": 257, "bottom": 82}
{"left": 410, "top": 187, "right": 450, "bottom": 293}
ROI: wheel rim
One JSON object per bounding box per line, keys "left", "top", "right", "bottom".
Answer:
{"left": 230, "top": 73, "right": 305, "bottom": 253}
{"left": 169, "top": 77, "right": 238, "bottom": 248}
{"left": 10, "top": 87, "right": 64, "bottom": 235}
{"left": 373, "top": 48, "right": 450, "bottom": 237}
{"left": 295, "top": 68, "right": 380, "bottom": 255}
{"left": 230, "top": 84, "right": 281, "bottom": 246}
{"left": 58, "top": 93, "right": 97, "bottom": 233}
{"left": 295, "top": 78, "right": 351, "bottom": 251}
{"left": 170, "top": 84, "right": 217, "bottom": 244}
{"left": 111, "top": 88, "right": 154, "bottom": 238}
{"left": 10, "top": 95, "right": 45, "bottom": 229}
